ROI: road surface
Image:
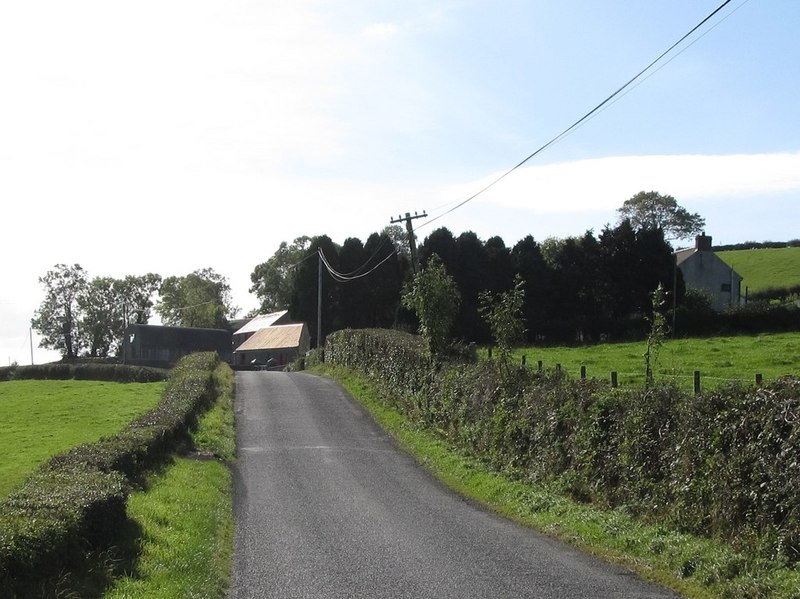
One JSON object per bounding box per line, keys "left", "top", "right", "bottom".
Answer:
{"left": 229, "top": 370, "right": 680, "bottom": 599}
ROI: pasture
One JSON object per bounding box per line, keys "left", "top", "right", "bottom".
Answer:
{"left": 508, "top": 332, "right": 800, "bottom": 390}
{"left": 717, "top": 246, "right": 800, "bottom": 294}
{"left": 0, "top": 380, "right": 163, "bottom": 499}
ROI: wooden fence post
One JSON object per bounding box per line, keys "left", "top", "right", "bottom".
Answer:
{"left": 580, "top": 365, "right": 586, "bottom": 380}
{"left": 521, "top": 354, "right": 526, "bottom": 366}
{"left": 755, "top": 373, "right": 763, "bottom": 385}
{"left": 694, "top": 370, "right": 701, "bottom": 395}
{"left": 611, "top": 371, "right": 618, "bottom": 388}
{"left": 537, "top": 360, "right": 543, "bottom": 372}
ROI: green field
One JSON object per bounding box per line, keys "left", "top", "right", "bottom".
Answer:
{"left": 717, "top": 246, "right": 800, "bottom": 294}
{"left": 507, "top": 332, "right": 800, "bottom": 391}
{"left": 0, "top": 380, "right": 163, "bottom": 498}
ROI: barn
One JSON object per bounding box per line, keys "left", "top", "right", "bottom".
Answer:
{"left": 122, "top": 324, "right": 232, "bottom": 368}
{"left": 232, "top": 323, "right": 311, "bottom": 369}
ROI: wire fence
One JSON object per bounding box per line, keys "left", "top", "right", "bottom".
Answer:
{"left": 501, "top": 352, "right": 777, "bottom": 394}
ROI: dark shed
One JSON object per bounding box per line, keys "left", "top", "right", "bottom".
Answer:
{"left": 122, "top": 324, "right": 232, "bottom": 368}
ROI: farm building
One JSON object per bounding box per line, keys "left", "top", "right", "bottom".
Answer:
{"left": 122, "top": 324, "right": 232, "bottom": 368}
{"left": 675, "top": 234, "right": 743, "bottom": 311}
{"left": 231, "top": 310, "right": 294, "bottom": 348}
{"left": 232, "top": 323, "right": 310, "bottom": 369}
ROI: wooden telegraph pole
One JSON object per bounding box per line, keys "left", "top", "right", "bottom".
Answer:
{"left": 390, "top": 211, "right": 427, "bottom": 274}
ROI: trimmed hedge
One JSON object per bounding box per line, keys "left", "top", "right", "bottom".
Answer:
{"left": 0, "top": 362, "right": 168, "bottom": 383}
{"left": 0, "top": 352, "right": 219, "bottom": 593}
{"left": 326, "top": 329, "right": 800, "bottom": 564}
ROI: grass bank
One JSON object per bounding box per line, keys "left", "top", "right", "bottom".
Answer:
{"left": 316, "top": 363, "right": 800, "bottom": 599}
{"left": 718, "top": 246, "right": 800, "bottom": 294}
{"left": 0, "top": 380, "right": 163, "bottom": 499}
{"left": 103, "top": 362, "right": 236, "bottom": 599}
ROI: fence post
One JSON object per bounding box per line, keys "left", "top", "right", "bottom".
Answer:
{"left": 611, "top": 371, "right": 618, "bottom": 388}
{"left": 694, "top": 370, "right": 701, "bottom": 395}
{"left": 488, "top": 346, "right": 492, "bottom": 360}
{"left": 537, "top": 360, "right": 543, "bottom": 372}
{"left": 755, "top": 373, "right": 763, "bottom": 385}
{"left": 555, "top": 363, "right": 561, "bottom": 373}
{"left": 521, "top": 354, "right": 526, "bottom": 366}
{"left": 580, "top": 365, "right": 586, "bottom": 380}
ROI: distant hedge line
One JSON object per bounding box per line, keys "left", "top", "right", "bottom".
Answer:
{"left": 0, "top": 352, "right": 219, "bottom": 593}
{"left": 0, "top": 362, "right": 168, "bottom": 383}
{"left": 325, "top": 329, "right": 800, "bottom": 565}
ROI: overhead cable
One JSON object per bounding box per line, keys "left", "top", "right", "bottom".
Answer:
{"left": 420, "top": 0, "right": 735, "bottom": 231}
{"left": 317, "top": 247, "right": 398, "bottom": 283}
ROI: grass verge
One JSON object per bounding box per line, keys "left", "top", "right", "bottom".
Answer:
{"left": 315, "top": 363, "right": 800, "bottom": 599}
{"left": 103, "top": 362, "right": 236, "bottom": 599}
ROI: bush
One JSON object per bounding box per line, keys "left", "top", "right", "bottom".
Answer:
{"left": 0, "top": 352, "right": 219, "bottom": 593}
{"left": 326, "top": 329, "right": 800, "bottom": 563}
{"left": 1, "top": 362, "right": 168, "bottom": 383}
{"left": 0, "top": 465, "right": 128, "bottom": 591}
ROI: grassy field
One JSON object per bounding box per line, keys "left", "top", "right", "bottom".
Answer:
{"left": 504, "top": 332, "right": 800, "bottom": 391}
{"left": 717, "top": 246, "right": 800, "bottom": 293}
{"left": 0, "top": 379, "right": 163, "bottom": 499}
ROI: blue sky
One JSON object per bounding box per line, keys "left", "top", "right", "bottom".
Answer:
{"left": 1, "top": 0, "right": 798, "bottom": 364}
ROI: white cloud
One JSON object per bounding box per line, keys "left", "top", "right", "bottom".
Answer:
{"left": 435, "top": 152, "right": 800, "bottom": 215}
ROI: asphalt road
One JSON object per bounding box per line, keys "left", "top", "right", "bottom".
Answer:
{"left": 229, "top": 370, "right": 681, "bottom": 599}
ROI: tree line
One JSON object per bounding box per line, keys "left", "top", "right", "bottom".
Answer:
{"left": 33, "top": 191, "right": 703, "bottom": 359}
{"left": 255, "top": 218, "right": 683, "bottom": 347}
{"left": 31, "top": 266, "right": 236, "bottom": 359}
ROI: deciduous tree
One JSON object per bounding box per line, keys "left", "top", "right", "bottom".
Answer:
{"left": 156, "top": 268, "right": 235, "bottom": 328}
{"left": 401, "top": 254, "right": 461, "bottom": 357}
{"left": 249, "top": 236, "right": 311, "bottom": 313}
{"left": 31, "top": 264, "right": 88, "bottom": 359}
{"left": 617, "top": 191, "right": 705, "bottom": 241}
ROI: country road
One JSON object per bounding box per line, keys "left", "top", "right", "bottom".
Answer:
{"left": 229, "top": 370, "right": 681, "bottom": 599}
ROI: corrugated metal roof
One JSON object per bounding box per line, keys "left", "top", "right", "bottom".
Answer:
{"left": 234, "top": 323, "right": 306, "bottom": 352}
{"left": 233, "top": 310, "right": 290, "bottom": 335}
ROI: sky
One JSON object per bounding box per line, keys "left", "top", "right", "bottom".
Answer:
{"left": 2, "top": 0, "right": 799, "bottom": 365}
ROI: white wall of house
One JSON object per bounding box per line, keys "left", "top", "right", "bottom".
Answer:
{"left": 678, "top": 249, "right": 742, "bottom": 311}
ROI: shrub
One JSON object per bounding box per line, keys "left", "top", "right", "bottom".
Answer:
{"left": 326, "top": 329, "right": 800, "bottom": 563}
{"left": 0, "top": 362, "right": 168, "bottom": 383}
{"left": 0, "top": 352, "right": 219, "bottom": 593}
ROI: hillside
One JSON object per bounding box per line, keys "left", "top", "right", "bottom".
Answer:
{"left": 717, "top": 246, "right": 800, "bottom": 295}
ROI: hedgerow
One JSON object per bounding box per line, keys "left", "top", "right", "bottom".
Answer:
{"left": 0, "top": 352, "right": 219, "bottom": 594}
{"left": 325, "top": 328, "right": 800, "bottom": 565}
{"left": 0, "top": 362, "right": 168, "bottom": 383}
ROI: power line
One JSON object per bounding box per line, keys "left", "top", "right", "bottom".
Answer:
{"left": 421, "top": 0, "right": 736, "bottom": 231}
{"left": 317, "top": 247, "right": 398, "bottom": 283}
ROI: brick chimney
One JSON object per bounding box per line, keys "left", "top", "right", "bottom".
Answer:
{"left": 695, "top": 233, "right": 712, "bottom": 252}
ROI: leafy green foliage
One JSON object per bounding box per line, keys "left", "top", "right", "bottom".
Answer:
{"left": 617, "top": 190, "right": 706, "bottom": 241}
{"left": 0, "top": 362, "right": 167, "bottom": 383}
{"left": 401, "top": 254, "right": 461, "bottom": 357}
{"left": 644, "top": 283, "right": 670, "bottom": 388}
{"left": 250, "top": 236, "right": 311, "bottom": 313}
{"left": 0, "top": 353, "right": 220, "bottom": 594}
{"left": 31, "top": 263, "right": 88, "bottom": 359}
{"left": 31, "top": 266, "right": 163, "bottom": 360}
{"left": 479, "top": 274, "right": 526, "bottom": 361}
{"left": 325, "top": 329, "right": 800, "bottom": 568}
{"left": 157, "top": 268, "right": 235, "bottom": 328}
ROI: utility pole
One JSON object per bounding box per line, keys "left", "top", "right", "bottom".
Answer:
{"left": 390, "top": 211, "right": 427, "bottom": 275}
{"left": 317, "top": 251, "right": 323, "bottom": 349}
